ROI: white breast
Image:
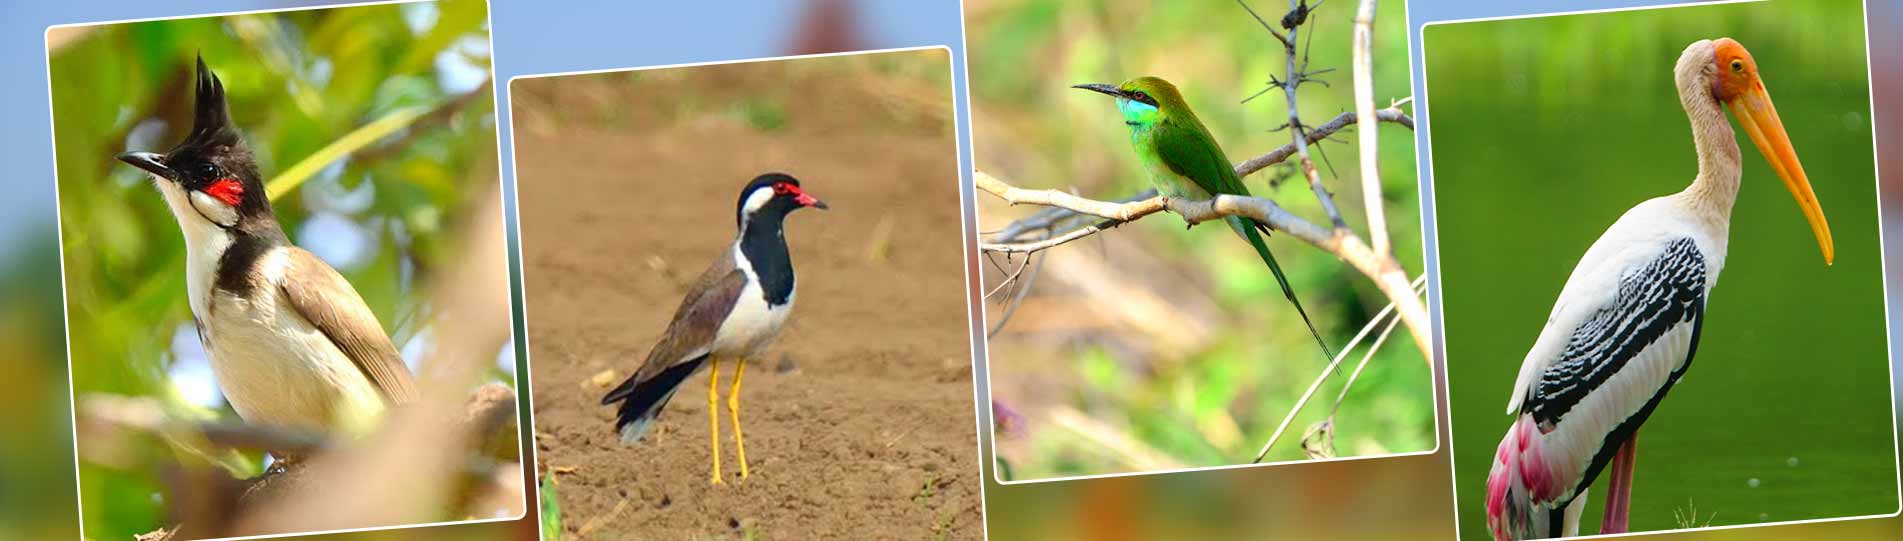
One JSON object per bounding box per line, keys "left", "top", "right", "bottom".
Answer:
{"left": 159, "top": 178, "right": 231, "bottom": 322}
{"left": 200, "top": 248, "right": 386, "bottom": 434}
{"left": 707, "top": 246, "right": 794, "bottom": 359}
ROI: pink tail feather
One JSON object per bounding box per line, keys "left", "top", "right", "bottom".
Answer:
{"left": 1487, "top": 416, "right": 1564, "bottom": 540}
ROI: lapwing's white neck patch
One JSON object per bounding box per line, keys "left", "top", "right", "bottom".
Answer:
{"left": 738, "top": 186, "right": 775, "bottom": 225}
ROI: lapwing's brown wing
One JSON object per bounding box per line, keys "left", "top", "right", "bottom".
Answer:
{"left": 280, "top": 247, "right": 419, "bottom": 404}
{"left": 605, "top": 253, "right": 747, "bottom": 405}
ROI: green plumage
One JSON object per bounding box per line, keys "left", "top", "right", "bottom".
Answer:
{"left": 1076, "top": 76, "right": 1335, "bottom": 363}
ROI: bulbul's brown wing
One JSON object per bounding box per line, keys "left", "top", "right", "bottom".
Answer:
{"left": 280, "top": 247, "right": 420, "bottom": 405}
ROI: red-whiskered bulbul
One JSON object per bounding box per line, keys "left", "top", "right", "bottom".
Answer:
{"left": 600, "top": 172, "right": 827, "bottom": 485}
{"left": 116, "top": 56, "right": 418, "bottom": 448}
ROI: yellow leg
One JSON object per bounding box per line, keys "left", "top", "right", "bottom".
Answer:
{"left": 707, "top": 357, "right": 723, "bottom": 485}
{"left": 728, "top": 358, "right": 749, "bottom": 480}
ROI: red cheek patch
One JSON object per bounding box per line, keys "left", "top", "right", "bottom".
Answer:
{"left": 206, "top": 178, "right": 244, "bottom": 207}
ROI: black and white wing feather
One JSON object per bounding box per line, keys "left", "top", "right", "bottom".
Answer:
{"left": 1509, "top": 236, "right": 1709, "bottom": 505}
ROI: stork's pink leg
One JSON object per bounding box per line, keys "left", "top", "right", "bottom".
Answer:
{"left": 1600, "top": 432, "right": 1638, "bottom": 534}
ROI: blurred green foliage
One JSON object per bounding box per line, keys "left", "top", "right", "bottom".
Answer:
{"left": 0, "top": 231, "right": 81, "bottom": 540}
{"left": 971, "top": 0, "right": 1432, "bottom": 480}
{"left": 48, "top": 1, "right": 499, "bottom": 538}
{"left": 1427, "top": 0, "right": 1897, "bottom": 538}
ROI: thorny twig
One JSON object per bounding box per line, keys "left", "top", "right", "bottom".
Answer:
{"left": 1235, "top": 0, "right": 1294, "bottom": 48}
{"left": 986, "top": 252, "right": 1044, "bottom": 338}
{"left": 983, "top": 253, "right": 1035, "bottom": 298}
{"left": 1270, "top": 0, "right": 1348, "bottom": 230}
{"left": 1234, "top": 107, "right": 1410, "bottom": 178}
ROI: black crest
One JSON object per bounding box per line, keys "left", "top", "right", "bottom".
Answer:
{"left": 168, "top": 55, "right": 273, "bottom": 225}
{"left": 180, "top": 54, "right": 244, "bottom": 152}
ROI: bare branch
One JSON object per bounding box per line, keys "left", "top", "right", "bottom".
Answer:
{"left": 988, "top": 189, "right": 1157, "bottom": 243}
{"left": 986, "top": 252, "right": 1044, "bottom": 338}
{"left": 1302, "top": 305, "right": 1401, "bottom": 459}
{"left": 975, "top": 172, "right": 1165, "bottom": 222}
{"left": 1330, "top": 308, "right": 1399, "bottom": 418}
{"left": 984, "top": 107, "right": 1412, "bottom": 249}
{"left": 983, "top": 254, "right": 1035, "bottom": 298}
{"left": 975, "top": 170, "right": 1432, "bottom": 356}
{"left": 1252, "top": 276, "right": 1423, "bottom": 463}
{"left": 1353, "top": 0, "right": 1391, "bottom": 257}
{"left": 982, "top": 217, "right": 1127, "bottom": 254}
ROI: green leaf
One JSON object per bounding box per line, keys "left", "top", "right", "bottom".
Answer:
{"left": 539, "top": 475, "right": 564, "bottom": 541}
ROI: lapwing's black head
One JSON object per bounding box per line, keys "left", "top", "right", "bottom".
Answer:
{"left": 735, "top": 172, "right": 827, "bottom": 229}
{"left": 117, "top": 55, "right": 273, "bottom": 230}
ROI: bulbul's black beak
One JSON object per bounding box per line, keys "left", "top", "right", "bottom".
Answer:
{"left": 1072, "top": 83, "right": 1124, "bottom": 99}
{"left": 117, "top": 151, "right": 176, "bottom": 180}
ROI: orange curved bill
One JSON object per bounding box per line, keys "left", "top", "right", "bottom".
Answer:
{"left": 1728, "top": 82, "right": 1833, "bottom": 264}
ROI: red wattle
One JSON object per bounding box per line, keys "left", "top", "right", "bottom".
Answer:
{"left": 207, "top": 178, "right": 244, "bottom": 207}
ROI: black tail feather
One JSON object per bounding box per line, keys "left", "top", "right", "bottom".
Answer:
{"left": 602, "top": 356, "right": 707, "bottom": 443}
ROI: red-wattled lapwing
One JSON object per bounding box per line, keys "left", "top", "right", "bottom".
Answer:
{"left": 601, "top": 173, "right": 827, "bottom": 484}
{"left": 114, "top": 56, "right": 419, "bottom": 457}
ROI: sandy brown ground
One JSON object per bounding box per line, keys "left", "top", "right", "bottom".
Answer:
{"left": 511, "top": 50, "right": 981, "bottom": 540}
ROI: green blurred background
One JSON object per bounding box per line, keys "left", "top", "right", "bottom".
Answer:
{"left": 970, "top": 0, "right": 1435, "bottom": 480}
{"left": 1427, "top": 0, "right": 1898, "bottom": 538}
{"left": 47, "top": 1, "right": 516, "bottom": 539}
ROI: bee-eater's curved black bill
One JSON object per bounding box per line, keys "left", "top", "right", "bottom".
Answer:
{"left": 117, "top": 151, "right": 175, "bottom": 180}
{"left": 1072, "top": 83, "right": 1123, "bottom": 98}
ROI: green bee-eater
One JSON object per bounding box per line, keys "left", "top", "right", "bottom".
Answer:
{"left": 1075, "top": 76, "right": 1334, "bottom": 361}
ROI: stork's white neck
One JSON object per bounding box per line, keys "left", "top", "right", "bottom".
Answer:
{"left": 1674, "top": 40, "right": 1742, "bottom": 228}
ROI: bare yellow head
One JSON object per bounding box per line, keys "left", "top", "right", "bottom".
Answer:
{"left": 1708, "top": 37, "right": 1833, "bottom": 264}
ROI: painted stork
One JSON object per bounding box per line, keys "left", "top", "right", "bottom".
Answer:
{"left": 1482, "top": 38, "right": 1833, "bottom": 539}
